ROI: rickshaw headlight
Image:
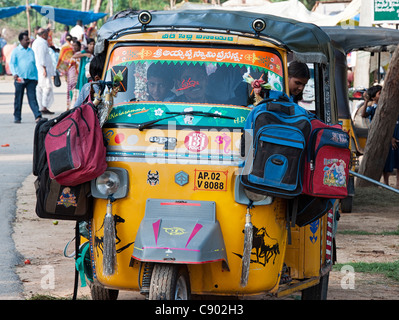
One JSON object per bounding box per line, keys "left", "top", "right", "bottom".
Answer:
{"left": 91, "top": 168, "right": 129, "bottom": 199}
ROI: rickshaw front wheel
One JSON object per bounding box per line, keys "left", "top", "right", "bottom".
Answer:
{"left": 149, "top": 264, "right": 191, "bottom": 300}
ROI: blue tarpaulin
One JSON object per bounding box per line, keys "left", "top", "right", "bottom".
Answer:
{"left": 30, "top": 4, "right": 107, "bottom": 26}
{"left": 0, "top": 4, "right": 107, "bottom": 25}
{"left": 0, "top": 6, "right": 26, "bottom": 19}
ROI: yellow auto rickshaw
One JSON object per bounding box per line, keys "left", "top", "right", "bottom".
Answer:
{"left": 84, "top": 9, "right": 341, "bottom": 300}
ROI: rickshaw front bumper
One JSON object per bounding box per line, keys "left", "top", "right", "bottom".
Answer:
{"left": 132, "top": 199, "right": 228, "bottom": 269}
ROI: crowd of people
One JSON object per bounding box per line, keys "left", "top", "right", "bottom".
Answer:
{"left": 8, "top": 20, "right": 97, "bottom": 123}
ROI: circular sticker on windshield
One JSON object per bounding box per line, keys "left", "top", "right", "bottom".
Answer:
{"left": 184, "top": 131, "right": 208, "bottom": 152}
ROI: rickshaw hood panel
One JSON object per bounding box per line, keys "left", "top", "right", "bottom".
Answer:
{"left": 322, "top": 26, "right": 399, "bottom": 54}
{"left": 96, "top": 9, "right": 332, "bottom": 63}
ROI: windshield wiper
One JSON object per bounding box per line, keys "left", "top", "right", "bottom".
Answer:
{"left": 138, "top": 111, "right": 235, "bottom": 131}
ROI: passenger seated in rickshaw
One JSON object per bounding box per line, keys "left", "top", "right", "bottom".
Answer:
{"left": 288, "top": 61, "right": 310, "bottom": 103}
{"left": 147, "top": 63, "right": 176, "bottom": 102}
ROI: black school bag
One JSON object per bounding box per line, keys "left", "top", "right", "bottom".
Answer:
{"left": 240, "top": 90, "right": 312, "bottom": 199}
{"left": 33, "top": 112, "right": 93, "bottom": 221}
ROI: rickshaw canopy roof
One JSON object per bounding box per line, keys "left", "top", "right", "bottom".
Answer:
{"left": 96, "top": 9, "right": 332, "bottom": 64}
{"left": 322, "top": 26, "right": 399, "bottom": 53}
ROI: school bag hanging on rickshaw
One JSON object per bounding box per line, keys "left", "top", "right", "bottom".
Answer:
{"left": 44, "top": 102, "right": 107, "bottom": 187}
{"left": 302, "top": 117, "right": 350, "bottom": 199}
{"left": 240, "top": 90, "right": 312, "bottom": 199}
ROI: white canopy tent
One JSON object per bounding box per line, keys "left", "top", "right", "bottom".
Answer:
{"left": 221, "top": 0, "right": 361, "bottom": 26}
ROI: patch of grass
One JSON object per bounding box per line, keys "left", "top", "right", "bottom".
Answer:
{"left": 28, "top": 294, "right": 68, "bottom": 300}
{"left": 337, "top": 229, "right": 399, "bottom": 236}
{"left": 333, "top": 261, "right": 399, "bottom": 282}
{"left": 353, "top": 186, "right": 399, "bottom": 208}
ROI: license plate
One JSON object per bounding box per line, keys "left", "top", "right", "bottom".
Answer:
{"left": 194, "top": 169, "right": 228, "bottom": 191}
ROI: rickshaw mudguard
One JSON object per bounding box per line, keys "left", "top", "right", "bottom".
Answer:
{"left": 132, "top": 199, "right": 228, "bottom": 268}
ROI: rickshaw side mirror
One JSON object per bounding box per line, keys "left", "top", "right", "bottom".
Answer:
{"left": 138, "top": 11, "right": 152, "bottom": 31}
{"left": 111, "top": 66, "right": 128, "bottom": 92}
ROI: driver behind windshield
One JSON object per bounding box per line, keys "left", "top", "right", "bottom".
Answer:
{"left": 173, "top": 64, "right": 210, "bottom": 103}
{"left": 147, "top": 63, "right": 176, "bottom": 101}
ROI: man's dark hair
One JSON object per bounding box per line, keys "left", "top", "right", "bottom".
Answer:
{"left": 18, "top": 31, "right": 28, "bottom": 42}
{"left": 288, "top": 61, "right": 310, "bottom": 79}
{"left": 367, "top": 85, "right": 382, "bottom": 99}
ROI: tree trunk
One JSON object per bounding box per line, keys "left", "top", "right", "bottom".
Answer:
{"left": 356, "top": 45, "right": 399, "bottom": 187}
{"left": 93, "top": 0, "right": 103, "bottom": 13}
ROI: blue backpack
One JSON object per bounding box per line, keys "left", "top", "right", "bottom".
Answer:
{"left": 240, "top": 90, "right": 312, "bottom": 199}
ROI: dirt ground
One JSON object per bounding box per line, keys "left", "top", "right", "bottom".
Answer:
{"left": 12, "top": 174, "right": 399, "bottom": 300}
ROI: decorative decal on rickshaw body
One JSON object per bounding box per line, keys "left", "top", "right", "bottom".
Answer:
{"left": 104, "top": 127, "right": 243, "bottom": 166}
{"left": 149, "top": 136, "right": 177, "bottom": 150}
{"left": 233, "top": 225, "right": 280, "bottom": 267}
{"left": 193, "top": 169, "right": 228, "bottom": 191}
{"left": 147, "top": 170, "right": 159, "bottom": 186}
{"left": 109, "top": 46, "right": 283, "bottom": 77}
{"left": 215, "top": 133, "right": 231, "bottom": 153}
{"left": 185, "top": 223, "right": 203, "bottom": 248}
{"left": 163, "top": 227, "right": 187, "bottom": 236}
{"left": 114, "top": 133, "right": 125, "bottom": 144}
{"left": 107, "top": 102, "right": 250, "bottom": 128}
{"left": 153, "top": 219, "right": 161, "bottom": 246}
{"left": 184, "top": 131, "right": 208, "bottom": 152}
{"left": 93, "top": 215, "right": 134, "bottom": 258}
{"left": 309, "top": 220, "right": 319, "bottom": 244}
{"left": 175, "top": 171, "right": 189, "bottom": 186}
{"left": 160, "top": 32, "right": 236, "bottom": 43}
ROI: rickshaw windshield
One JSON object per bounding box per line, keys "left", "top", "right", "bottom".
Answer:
{"left": 105, "top": 44, "right": 284, "bottom": 127}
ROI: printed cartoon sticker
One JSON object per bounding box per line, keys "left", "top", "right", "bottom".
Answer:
{"left": 57, "top": 187, "right": 77, "bottom": 208}
{"left": 323, "top": 159, "right": 347, "bottom": 187}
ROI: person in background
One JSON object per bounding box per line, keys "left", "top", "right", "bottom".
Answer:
{"left": 66, "top": 40, "right": 81, "bottom": 110}
{"left": 9, "top": 31, "right": 42, "bottom": 123}
{"left": 70, "top": 20, "right": 86, "bottom": 47}
{"left": 60, "top": 25, "right": 69, "bottom": 46}
{"left": 73, "top": 53, "right": 105, "bottom": 108}
{"left": 86, "top": 22, "right": 97, "bottom": 40}
{"left": 288, "top": 61, "right": 310, "bottom": 103}
{"left": 56, "top": 33, "right": 73, "bottom": 77}
{"left": 74, "top": 38, "right": 95, "bottom": 92}
{"left": 359, "top": 85, "right": 382, "bottom": 122}
{"left": 32, "top": 27, "right": 55, "bottom": 115}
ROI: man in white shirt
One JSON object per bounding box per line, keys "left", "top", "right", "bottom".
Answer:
{"left": 70, "top": 20, "right": 86, "bottom": 47}
{"left": 32, "top": 28, "right": 55, "bottom": 114}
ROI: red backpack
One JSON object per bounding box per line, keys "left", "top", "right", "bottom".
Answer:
{"left": 302, "top": 118, "right": 350, "bottom": 199}
{"left": 45, "top": 102, "right": 107, "bottom": 186}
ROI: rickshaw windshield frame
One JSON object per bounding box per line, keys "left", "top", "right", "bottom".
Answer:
{"left": 103, "top": 42, "right": 285, "bottom": 128}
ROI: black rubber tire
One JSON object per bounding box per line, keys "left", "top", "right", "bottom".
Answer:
{"left": 301, "top": 273, "right": 329, "bottom": 300}
{"left": 90, "top": 283, "right": 119, "bottom": 300}
{"left": 149, "top": 264, "right": 191, "bottom": 300}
